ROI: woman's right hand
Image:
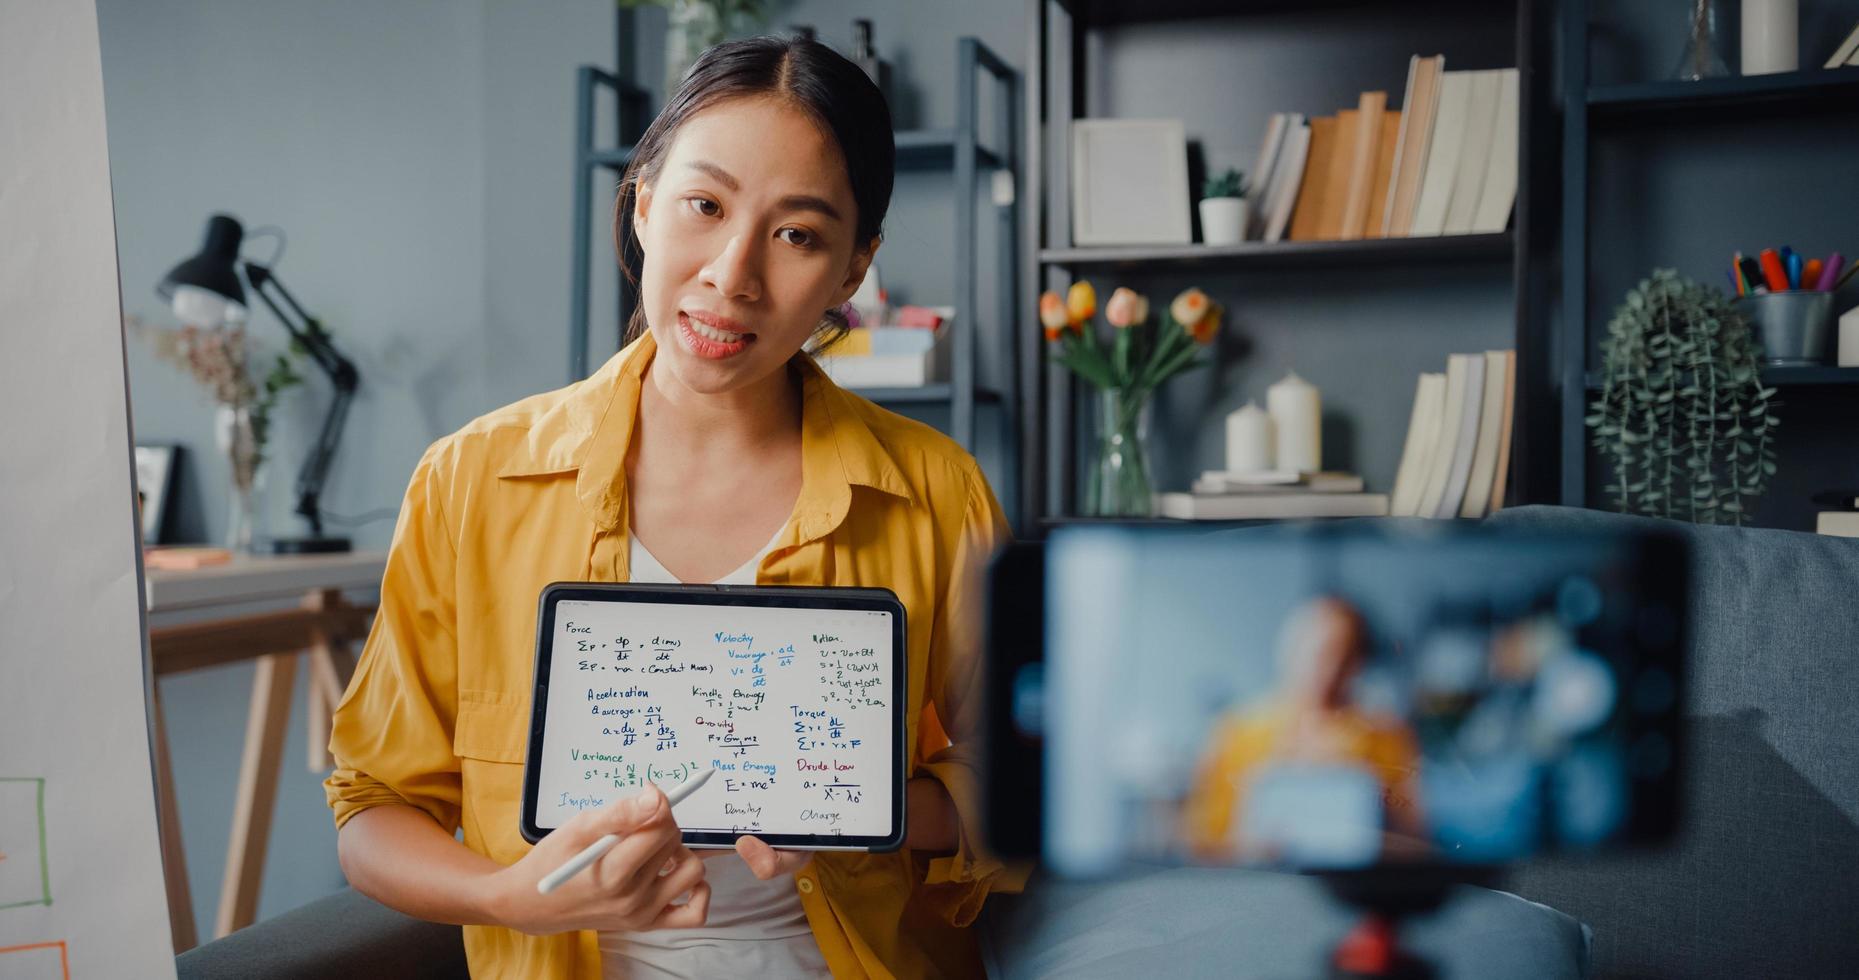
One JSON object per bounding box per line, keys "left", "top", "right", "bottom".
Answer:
{"left": 482, "top": 784, "right": 710, "bottom": 935}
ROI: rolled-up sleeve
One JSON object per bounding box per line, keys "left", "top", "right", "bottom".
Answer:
{"left": 324, "top": 442, "right": 464, "bottom": 833}
{"left": 914, "top": 464, "right": 1032, "bottom": 926}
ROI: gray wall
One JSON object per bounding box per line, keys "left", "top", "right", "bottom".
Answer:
{"left": 101, "top": 0, "right": 609, "bottom": 932}
{"left": 101, "top": 0, "right": 1023, "bottom": 931}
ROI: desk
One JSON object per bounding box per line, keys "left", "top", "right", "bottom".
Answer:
{"left": 146, "top": 551, "right": 384, "bottom": 952}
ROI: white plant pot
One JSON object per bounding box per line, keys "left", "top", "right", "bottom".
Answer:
{"left": 1199, "top": 197, "right": 1248, "bottom": 246}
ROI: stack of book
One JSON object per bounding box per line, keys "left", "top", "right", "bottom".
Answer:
{"left": 1249, "top": 58, "right": 1519, "bottom": 243}
{"left": 1156, "top": 470, "right": 1388, "bottom": 520}
{"left": 816, "top": 306, "right": 953, "bottom": 389}
{"left": 1388, "top": 350, "right": 1516, "bottom": 519}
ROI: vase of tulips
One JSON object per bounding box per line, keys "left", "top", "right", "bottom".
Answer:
{"left": 1040, "top": 282, "right": 1222, "bottom": 517}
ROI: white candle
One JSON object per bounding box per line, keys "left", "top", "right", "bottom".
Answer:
{"left": 1267, "top": 371, "right": 1321, "bottom": 474}
{"left": 1225, "top": 400, "right": 1275, "bottom": 474}
{"left": 1741, "top": 0, "right": 1797, "bottom": 75}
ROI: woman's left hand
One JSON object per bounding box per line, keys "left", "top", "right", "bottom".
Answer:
{"left": 735, "top": 835, "right": 813, "bottom": 879}
{"left": 735, "top": 776, "right": 959, "bottom": 879}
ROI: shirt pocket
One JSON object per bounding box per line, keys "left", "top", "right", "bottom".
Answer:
{"left": 453, "top": 689, "right": 531, "bottom": 863}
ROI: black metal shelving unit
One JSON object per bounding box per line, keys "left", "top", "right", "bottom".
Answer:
{"left": 1548, "top": 1, "right": 1859, "bottom": 524}
{"left": 566, "top": 20, "right": 1020, "bottom": 463}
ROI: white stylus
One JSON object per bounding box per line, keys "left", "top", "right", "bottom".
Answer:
{"left": 536, "top": 767, "right": 717, "bottom": 894}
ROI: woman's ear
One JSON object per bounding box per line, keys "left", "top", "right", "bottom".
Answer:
{"left": 632, "top": 180, "right": 653, "bottom": 230}
{"left": 834, "top": 236, "right": 880, "bottom": 304}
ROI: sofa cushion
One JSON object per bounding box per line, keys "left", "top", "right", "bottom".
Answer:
{"left": 175, "top": 886, "right": 467, "bottom": 980}
{"left": 979, "top": 868, "right": 1588, "bottom": 980}
{"left": 1488, "top": 505, "right": 1859, "bottom": 979}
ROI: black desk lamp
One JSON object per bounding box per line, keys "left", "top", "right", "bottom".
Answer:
{"left": 158, "top": 213, "right": 358, "bottom": 554}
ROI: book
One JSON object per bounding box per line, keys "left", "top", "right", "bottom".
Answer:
{"left": 1408, "top": 68, "right": 1475, "bottom": 237}
{"left": 1390, "top": 372, "right": 1447, "bottom": 516}
{"left": 1385, "top": 55, "right": 1445, "bottom": 237}
{"left": 1156, "top": 491, "right": 1390, "bottom": 521}
{"left": 143, "top": 546, "right": 233, "bottom": 570}
{"left": 1192, "top": 471, "right": 1366, "bottom": 494}
{"left": 1470, "top": 69, "right": 1521, "bottom": 235}
{"left": 1459, "top": 350, "right": 1514, "bottom": 518}
{"left": 1442, "top": 70, "right": 1501, "bottom": 236}
{"left": 1486, "top": 346, "right": 1518, "bottom": 513}
{"left": 1416, "top": 354, "right": 1472, "bottom": 518}
{"left": 1263, "top": 119, "right": 1312, "bottom": 243}
{"left": 1362, "top": 111, "right": 1403, "bottom": 239}
{"left": 1248, "top": 112, "right": 1293, "bottom": 240}
{"left": 1339, "top": 91, "right": 1389, "bottom": 239}
{"left": 1319, "top": 108, "right": 1363, "bottom": 239}
{"left": 1434, "top": 352, "right": 1487, "bottom": 518}
{"left": 1824, "top": 21, "right": 1859, "bottom": 68}
{"left": 1816, "top": 512, "right": 1859, "bottom": 537}
{"left": 1288, "top": 115, "right": 1337, "bottom": 241}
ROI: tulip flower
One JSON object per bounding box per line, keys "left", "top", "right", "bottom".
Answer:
{"left": 1104, "top": 287, "right": 1149, "bottom": 329}
{"left": 1038, "top": 291, "right": 1068, "bottom": 341}
{"left": 1066, "top": 281, "right": 1097, "bottom": 328}
{"left": 1187, "top": 302, "right": 1222, "bottom": 345}
{"left": 1170, "top": 287, "right": 1211, "bottom": 330}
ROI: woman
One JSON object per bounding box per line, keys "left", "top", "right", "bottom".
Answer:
{"left": 326, "top": 36, "right": 1020, "bottom": 979}
{"left": 1181, "top": 597, "right": 1425, "bottom": 863}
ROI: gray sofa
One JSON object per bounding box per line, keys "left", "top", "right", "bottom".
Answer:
{"left": 176, "top": 506, "right": 1859, "bottom": 979}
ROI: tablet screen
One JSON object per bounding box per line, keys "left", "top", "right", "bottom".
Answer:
{"left": 523, "top": 585, "right": 906, "bottom": 850}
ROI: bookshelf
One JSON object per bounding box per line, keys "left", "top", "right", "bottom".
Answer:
{"left": 1022, "top": 0, "right": 1540, "bottom": 526}
{"left": 1587, "top": 64, "right": 1859, "bottom": 120}
{"left": 567, "top": 19, "right": 1021, "bottom": 465}
{"left": 1547, "top": 0, "right": 1859, "bottom": 531}
{"left": 1038, "top": 232, "right": 1512, "bottom": 270}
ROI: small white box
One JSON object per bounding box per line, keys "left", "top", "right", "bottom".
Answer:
{"left": 1838, "top": 305, "right": 1859, "bottom": 367}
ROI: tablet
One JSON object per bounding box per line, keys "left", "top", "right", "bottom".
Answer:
{"left": 521, "top": 582, "right": 907, "bottom": 851}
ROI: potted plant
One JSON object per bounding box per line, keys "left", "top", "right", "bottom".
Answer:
{"left": 1198, "top": 168, "right": 1250, "bottom": 246}
{"left": 1586, "top": 268, "right": 1780, "bottom": 525}
{"left": 1040, "top": 282, "right": 1222, "bottom": 516}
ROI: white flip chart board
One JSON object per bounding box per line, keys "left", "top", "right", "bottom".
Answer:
{"left": 525, "top": 589, "right": 903, "bottom": 848}
{"left": 0, "top": 0, "right": 180, "bottom": 975}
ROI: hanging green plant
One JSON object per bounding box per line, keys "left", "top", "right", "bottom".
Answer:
{"left": 1586, "top": 268, "right": 1779, "bottom": 525}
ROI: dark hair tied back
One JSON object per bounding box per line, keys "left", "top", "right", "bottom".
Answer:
{"left": 614, "top": 35, "right": 894, "bottom": 351}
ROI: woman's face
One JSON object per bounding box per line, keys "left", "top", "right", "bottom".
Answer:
{"left": 632, "top": 94, "right": 875, "bottom": 397}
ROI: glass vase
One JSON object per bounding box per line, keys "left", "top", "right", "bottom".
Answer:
{"left": 215, "top": 403, "right": 266, "bottom": 552}
{"left": 1671, "top": 0, "right": 1730, "bottom": 80}
{"left": 1086, "top": 389, "right": 1155, "bottom": 518}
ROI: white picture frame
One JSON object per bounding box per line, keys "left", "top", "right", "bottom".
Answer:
{"left": 135, "top": 444, "right": 177, "bottom": 544}
{"left": 1070, "top": 118, "right": 1192, "bottom": 247}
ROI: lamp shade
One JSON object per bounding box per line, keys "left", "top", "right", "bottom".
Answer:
{"left": 157, "top": 213, "right": 248, "bottom": 324}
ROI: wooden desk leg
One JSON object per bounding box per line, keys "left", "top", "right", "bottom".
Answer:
{"left": 305, "top": 660, "right": 330, "bottom": 772}
{"left": 304, "top": 589, "right": 353, "bottom": 772}
{"left": 151, "top": 684, "right": 200, "bottom": 953}
{"left": 305, "top": 644, "right": 356, "bottom": 772}
{"left": 215, "top": 652, "right": 297, "bottom": 938}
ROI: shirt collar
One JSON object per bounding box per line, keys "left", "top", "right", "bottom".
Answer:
{"left": 494, "top": 331, "right": 916, "bottom": 537}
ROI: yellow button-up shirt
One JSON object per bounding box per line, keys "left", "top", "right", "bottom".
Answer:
{"left": 326, "top": 332, "right": 1023, "bottom": 978}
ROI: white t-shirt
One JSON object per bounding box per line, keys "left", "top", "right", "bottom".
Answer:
{"left": 597, "top": 527, "right": 830, "bottom": 980}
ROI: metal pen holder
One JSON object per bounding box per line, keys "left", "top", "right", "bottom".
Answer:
{"left": 1737, "top": 291, "right": 1835, "bottom": 366}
